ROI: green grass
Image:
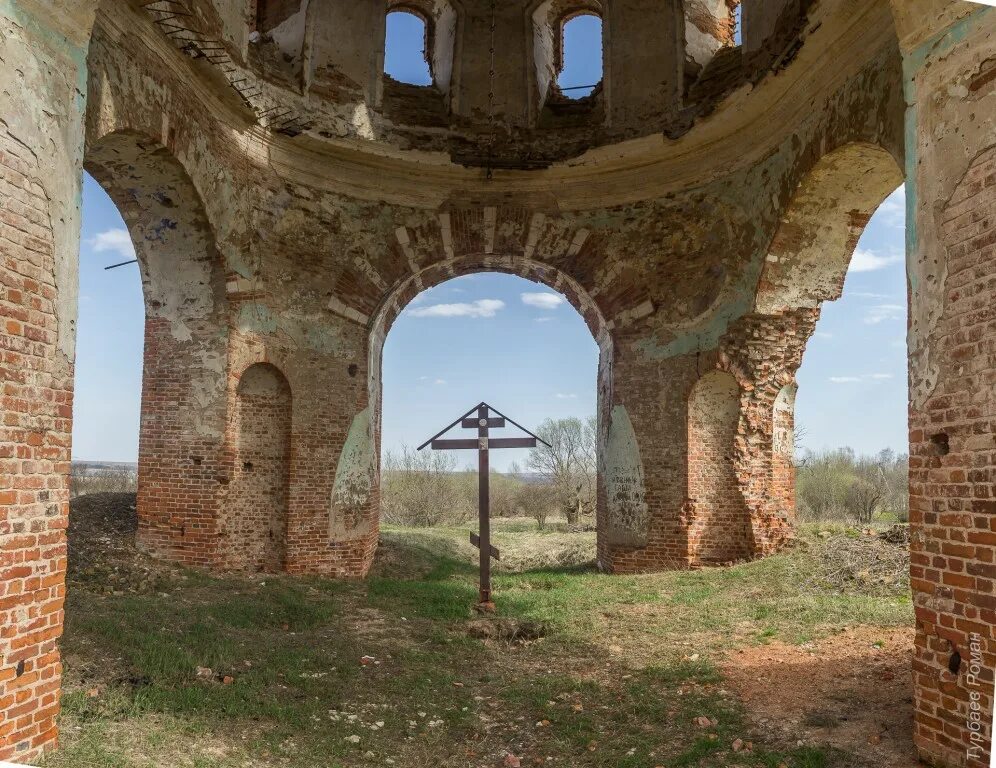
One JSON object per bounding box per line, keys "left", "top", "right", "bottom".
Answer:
{"left": 43, "top": 521, "right": 912, "bottom": 768}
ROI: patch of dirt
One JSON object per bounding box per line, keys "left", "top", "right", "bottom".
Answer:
{"left": 719, "top": 625, "right": 918, "bottom": 768}
{"left": 68, "top": 492, "right": 180, "bottom": 594}
{"left": 466, "top": 617, "right": 547, "bottom": 645}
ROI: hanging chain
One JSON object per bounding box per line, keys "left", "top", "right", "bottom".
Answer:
{"left": 486, "top": 0, "right": 497, "bottom": 181}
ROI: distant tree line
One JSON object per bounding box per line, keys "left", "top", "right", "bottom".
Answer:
{"left": 796, "top": 447, "right": 909, "bottom": 524}
{"left": 381, "top": 416, "right": 597, "bottom": 529}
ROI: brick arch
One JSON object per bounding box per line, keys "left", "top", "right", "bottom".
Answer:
{"left": 356, "top": 255, "right": 615, "bottom": 571}
{"left": 370, "top": 253, "right": 612, "bottom": 349}
{"left": 755, "top": 141, "right": 904, "bottom": 314}
{"left": 223, "top": 362, "right": 292, "bottom": 571}
{"left": 686, "top": 369, "right": 752, "bottom": 565}
{"left": 83, "top": 130, "right": 230, "bottom": 567}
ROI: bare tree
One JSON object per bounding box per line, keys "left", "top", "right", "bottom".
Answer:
{"left": 381, "top": 446, "right": 459, "bottom": 527}
{"left": 797, "top": 447, "right": 908, "bottom": 525}
{"left": 527, "top": 416, "right": 597, "bottom": 525}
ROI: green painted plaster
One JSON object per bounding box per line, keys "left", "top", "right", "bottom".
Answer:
{"left": 901, "top": 7, "right": 993, "bottom": 289}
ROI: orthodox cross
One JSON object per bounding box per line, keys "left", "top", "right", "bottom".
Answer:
{"left": 418, "top": 403, "right": 549, "bottom": 607}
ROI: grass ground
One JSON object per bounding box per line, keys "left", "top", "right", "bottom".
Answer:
{"left": 43, "top": 496, "right": 914, "bottom": 768}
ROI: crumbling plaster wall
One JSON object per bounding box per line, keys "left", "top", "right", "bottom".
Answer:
{"left": 898, "top": 6, "right": 996, "bottom": 766}
{"left": 0, "top": 0, "right": 99, "bottom": 761}
{"left": 78, "top": 0, "right": 907, "bottom": 578}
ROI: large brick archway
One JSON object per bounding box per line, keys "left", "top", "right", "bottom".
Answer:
{"left": 83, "top": 130, "right": 230, "bottom": 570}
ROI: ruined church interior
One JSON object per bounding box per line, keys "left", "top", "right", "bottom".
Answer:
{"left": 2, "top": 0, "right": 996, "bottom": 765}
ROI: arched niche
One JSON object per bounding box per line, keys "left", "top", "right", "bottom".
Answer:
{"left": 686, "top": 369, "right": 751, "bottom": 565}
{"left": 83, "top": 129, "right": 229, "bottom": 566}
{"left": 225, "top": 363, "right": 292, "bottom": 572}
{"left": 756, "top": 142, "right": 904, "bottom": 314}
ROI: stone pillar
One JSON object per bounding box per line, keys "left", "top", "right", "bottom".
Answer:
{"left": 0, "top": 0, "right": 96, "bottom": 761}
{"left": 453, "top": 1, "right": 532, "bottom": 127}
{"left": 901, "top": 5, "right": 996, "bottom": 766}
{"left": 720, "top": 310, "right": 817, "bottom": 557}
{"left": 597, "top": 347, "right": 696, "bottom": 572}
{"left": 305, "top": 1, "right": 387, "bottom": 104}
{"left": 604, "top": 0, "right": 683, "bottom": 125}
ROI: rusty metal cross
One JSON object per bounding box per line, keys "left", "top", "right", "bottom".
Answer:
{"left": 418, "top": 402, "right": 549, "bottom": 607}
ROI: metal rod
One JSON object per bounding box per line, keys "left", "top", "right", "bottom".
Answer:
{"left": 104, "top": 259, "right": 138, "bottom": 270}
{"left": 560, "top": 84, "right": 599, "bottom": 91}
{"left": 481, "top": 403, "right": 551, "bottom": 447}
{"left": 417, "top": 402, "right": 486, "bottom": 450}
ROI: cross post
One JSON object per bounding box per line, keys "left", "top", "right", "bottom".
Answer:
{"left": 418, "top": 402, "right": 549, "bottom": 608}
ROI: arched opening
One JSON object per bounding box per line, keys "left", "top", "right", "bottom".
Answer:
{"left": 686, "top": 369, "right": 751, "bottom": 565}
{"left": 365, "top": 265, "right": 610, "bottom": 572}
{"left": 793, "top": 181, "right": 908, "bottom": 524}
{"left": 556, "top": 13, "right": 603, "bottom": 100}
{"left": 82, "top": 130, "right": 229, "bottom": 567}
{"left": 381, "top": 2, "right": 457, "bottom": 116}
{"left": 224, "top": 363, "right": 292, "bottom": 571}
{"left": 754, "top": 142, "right": 916, "bottom": 762}
{"left": 384, "top": 9, "right": 433, "bottom": 86}
{"left": 532, "top": 2, "right": 605, "bottom": 109}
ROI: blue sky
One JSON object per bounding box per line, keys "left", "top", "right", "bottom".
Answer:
{"left": 74, "top": 179, "right": 908, "bottom": 468}
{"left": 72, "top": 16, "right": 909, "bottom": 468}
{"left": 385, "top": 10, "right": 604, "bottom": 97}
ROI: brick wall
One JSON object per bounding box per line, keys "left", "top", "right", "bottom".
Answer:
{"left": 909, "top": 144, "right": 996, "bottom": 768}
{"left": 222, "top": 363, "right": 291, "bottom": 571}
{"left": 85, "top": 134, "right": 230, "bottom": 572}
{"left": 687, "top": 370, "right": 753, "bottom": 564}
{"left": 136, "top": 317, "right": 225, "bottom": 568}
{"left": 0, "top": 127, "right": 71, "bottom": 763}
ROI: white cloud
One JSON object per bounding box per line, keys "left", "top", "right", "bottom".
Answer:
{"left": 830, "top": 373, "right": 896, "bottom": 384}
{"left": 849, "top": 291, "right": 889, "bottom": 300}
{"left": 875, "top": 186, "right": 906, "bottom": 228}
{"left": 88, "top": 228, "right": 135, "bottom": 261}
{"left": 864, "top": 303, "right": 905, "bottom": 325}
{"left": 434, "top": 379, "right": 447, "bottom": 385}
{"left": 409, "top": 299, "right": 505, "bottom": 318}
{"left": 555, "top": 393, "right": 577, "bottom": 399}
{"left": 849, "top": 247, "right": 903, "bottom": 273}
{"left": 535, "top": 317, "right": 553, "bottom": 323}
{"left": 521, "top": 292, "right": 566, "bottom": 310}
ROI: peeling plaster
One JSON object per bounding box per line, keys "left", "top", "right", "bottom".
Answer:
{"left": 330, "top": 406, "right": 376, "bottom": 535}
{"left": 602, "top": 405, "right": 648, "bottom": 547}
{"left": 1, "top": 0, "right": 95, "bottom": 360}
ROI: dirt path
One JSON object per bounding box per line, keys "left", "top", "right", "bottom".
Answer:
{"left": 719, "top": 625, "right": 918, "bottom": 768}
